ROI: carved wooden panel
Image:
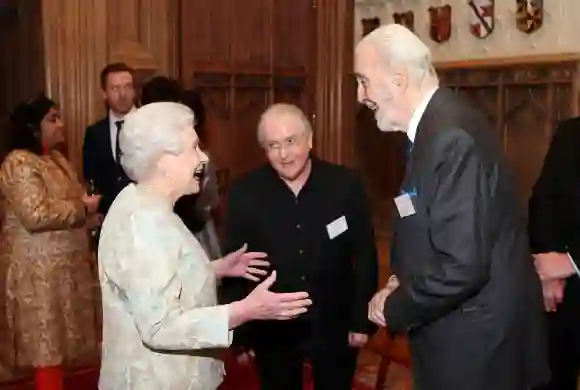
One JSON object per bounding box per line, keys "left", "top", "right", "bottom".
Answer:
{"left": 180, "top": 0, "right": 315, "bottom": 179}
{"left": 439, "top": 55, "right": 580, "bottom": 212}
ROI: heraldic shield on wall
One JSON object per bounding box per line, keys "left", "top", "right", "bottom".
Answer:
{"left": 468, "top": 0, "right": 494, "bottom": 39}
{"left": 516, "top": 0, "right": 543, "bottom": 33}
{"left": 428, "top": 5, "right": 452, "bottom": 43}
{"left": 361, "top": 17, "right": 381, "bottom": 37}
{"left": 393, "top": 11, "right": 414, "bottom": 32}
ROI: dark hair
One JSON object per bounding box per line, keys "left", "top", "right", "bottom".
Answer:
{"left": 7, "top": 94, "right": 57, "bottom": 155}
{"left": 141, "top": 76, "right": 182, "bottom": 105}
{"left": 100, "top": 62, "right": 134, "bottom": 90}
{"left": 181, "top": 89, "right": 207, "bottom": 142}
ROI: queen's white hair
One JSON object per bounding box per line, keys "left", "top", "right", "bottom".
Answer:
{"left": 357, "top": 23, "right": 439, "bottom": 87}
{"left": 257, "top": 103, "right": 312, "bottom": 144}
{"left": 119, "top": 102, "right": 195, "bottom": 182}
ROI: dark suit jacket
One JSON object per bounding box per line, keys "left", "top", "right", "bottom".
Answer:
{"left": 83, "top": 118, "right": 131, "bottom": 214}
{"left": 220, "top": 158, "right": 378, "bottom": 349}
{"left": 528, "top": 117, "right": 580, "bottom": 304}
{"left": 385, "top": 88, "right": 549, "bottom": 390}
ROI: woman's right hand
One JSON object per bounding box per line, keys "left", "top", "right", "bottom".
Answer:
{"left": 82, "top": 194, "right": 101, "bottom": 214}
{"left": 231, "top": 271, "right": 311, "bottom": 326}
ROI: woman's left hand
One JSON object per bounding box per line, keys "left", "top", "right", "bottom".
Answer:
{"left": 215, "top": 244, "right": 269, "bottom": 281}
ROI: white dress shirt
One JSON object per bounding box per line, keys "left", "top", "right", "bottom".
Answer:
{"left": 406, "top": 88, "right": 438, "bottom": 143}
{"left": 109, "top": 107, "right": 136, "bottom": 160}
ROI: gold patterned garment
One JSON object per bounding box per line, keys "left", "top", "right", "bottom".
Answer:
{"left": 98, "top": 183, "right": 232, "bottom": 390}
{"left": 0, "top": 150, "right": 98, "bottom": 377}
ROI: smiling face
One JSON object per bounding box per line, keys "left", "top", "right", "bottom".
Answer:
{"left": 158, "top": 125, "right": 208, "bottom": 196}
{"left": 260, "top": 113, "right": 312, "bottom": 182}
{"left": 40, "top": 106, "right": 65, "bottom": 149}
{"left": 355, "top": 44, "right": 409, "bottom": 133}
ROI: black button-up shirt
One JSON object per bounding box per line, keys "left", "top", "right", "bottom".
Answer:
{"left": 220, "top": 157, "right": 378, "bottom": 344}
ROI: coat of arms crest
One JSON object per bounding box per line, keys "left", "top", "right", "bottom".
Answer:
{"left": 428, "top": 5, "right": 452, "bottom": 43}
{"left": 361, "top": 17, "right": 381, "bottom": 37}
{"left": 393, "top": 11, "right": 414, "bottom": 32}
{"left": 516, "top": 0, "right": 543, "bottom": 33}
{"left": 468, "top": 0, "right": 494, "bottom": 39}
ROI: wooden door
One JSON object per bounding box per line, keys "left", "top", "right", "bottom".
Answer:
{"left": 179, "top": 0, "right": 316, "bottom": 179}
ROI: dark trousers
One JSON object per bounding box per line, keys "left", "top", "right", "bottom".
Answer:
{"left": 534, "top": 279, "right": 580, "bottom": 390}
{"left": 252, "top": 323, "right": 358, "bottom": 390}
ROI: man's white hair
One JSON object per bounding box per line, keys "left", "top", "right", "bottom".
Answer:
{"left": 119, "top": 102, "right": 195, "bottom": 181}
{"left": 357, "top": 23, "right": 438, "bottom": 87}
{"left": 257, "top": 103, "right": 312, "bottom": 144}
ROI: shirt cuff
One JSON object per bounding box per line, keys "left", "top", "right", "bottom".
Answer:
{"left": 566, "top": 252, "right": 580, "bottom": 277}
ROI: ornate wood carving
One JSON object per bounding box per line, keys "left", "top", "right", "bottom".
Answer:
{"left": 180, "top": 0, "right": 315, "bottom": 179}
{"left": 438, "top": 55, "right": 580, "bottom": 208}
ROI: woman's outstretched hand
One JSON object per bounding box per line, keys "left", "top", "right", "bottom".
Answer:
{"left": 228, "top": 271, "right": 312, "bottom": 328}
{"left": 213, "top": 244, "right": 269, "bottom": 281}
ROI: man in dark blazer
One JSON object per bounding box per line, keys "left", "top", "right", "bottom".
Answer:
{"left": 356, "top": 24, "right": 549, "bottom": 390}
{"left": 529, "top": 117, "right": 580, "bottom": 390}
{"left": 83, "top": 62, "right": 136, "bottom": 215}
{"left": 220, "top": 103, "right": 378, "bottom": 390}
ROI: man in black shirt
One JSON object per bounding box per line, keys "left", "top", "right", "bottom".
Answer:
{"left": 221, "top": 103, "right": 378, "bottom": 390}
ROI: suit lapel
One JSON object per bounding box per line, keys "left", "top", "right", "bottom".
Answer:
{"left": 98, "top": 117, "right": 116, "bottom": 165}
{"left": 403, "top": 88, "right": 455, "bottom": 189}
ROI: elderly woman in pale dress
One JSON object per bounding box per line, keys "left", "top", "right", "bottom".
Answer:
{"left": 97, "top": 102, "right": 312, "bottom": 390}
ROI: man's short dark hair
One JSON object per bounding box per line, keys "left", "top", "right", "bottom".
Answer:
{"left": 100, "top": 62, "right": 134, "bottom": 90}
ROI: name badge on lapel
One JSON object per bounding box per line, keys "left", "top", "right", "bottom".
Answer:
{"left": 394, "top": 192, "right": 416, "bottom": 218}
{"left": 327, "top": 216, "right": 348, "bottom": 239}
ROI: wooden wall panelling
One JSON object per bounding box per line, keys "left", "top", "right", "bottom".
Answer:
{"left": 439, "top": 54, "right": 580, "bottom": 207}
{"left": 313, "top": 0, "right": 356, "bottom": 166}
{"left": 41, "top": 0, "right": 108, "bottom": 171}
{"left": 41, "top": 0, "right": 178, "bottom": 174}
{"left": 180, "top": 0, "right": 315, "bottom": 179}
{"left": 0, "top": 0, "right": 45, "bottom": 158}
{"left": 353, "top": 109, "right": 406, "bottom": 236}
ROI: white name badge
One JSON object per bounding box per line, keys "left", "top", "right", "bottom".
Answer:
{"left": 327, "top": 216, "right": 348, "bottom": 239}
{"left": 394, "top": 193, "right": 416, "bottom": 218}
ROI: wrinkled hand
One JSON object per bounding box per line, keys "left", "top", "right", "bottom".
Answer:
{"left": 82, "top": 194, "right": 101, "bottom": 214}
{"left": 216, "top": 244, "right": 270, "bottom": 281}
{"left": 534, "top": 252, "right": 576, "bottom": 281}
{"left": 541, "top": 279, "right": 566, "bottom": 312}
{"left": 368, "top": 275, "right": 399, "bottom": 327}
{"left": 348, "top": 332, "right": 368, "bottom": 348}
{"left": 243, "top": 271, "right": 312, "bottom": 320}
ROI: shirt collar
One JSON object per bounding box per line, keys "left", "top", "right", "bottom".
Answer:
{"left": 407, "top": 88, "right": 437, "bottom": 143}
{"left": 109, "top": 106, "right": 136, "bottom": 126}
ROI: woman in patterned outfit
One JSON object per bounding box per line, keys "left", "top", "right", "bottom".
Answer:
{"left": 0, "top": 95, "right": 101, "bottom": 390}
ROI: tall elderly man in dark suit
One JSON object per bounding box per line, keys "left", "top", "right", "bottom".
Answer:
{"left": 356, "top": 24, "right": 549, "bottom": 390}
